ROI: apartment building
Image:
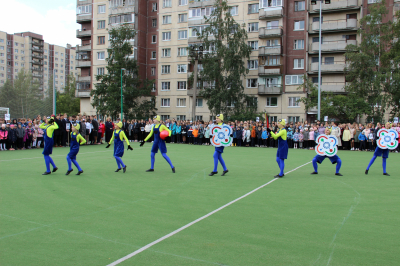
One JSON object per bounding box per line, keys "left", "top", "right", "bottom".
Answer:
{"left": 0, "top": 31, "right": 77, "bottom": 95}
{"left": 75, "top": 0, "right": 396, "bottom": 122}
{"left": 76, "top": 0, "right": 158, "bottom": 116}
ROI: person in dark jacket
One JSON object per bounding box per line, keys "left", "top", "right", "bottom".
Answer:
{"left": 61, "top": 113, "right": 69, "bottom": 147}
{"left": 256, "top": 126, "right": 263, "bottom": 147}
{"left": 16, "top": 124, "right": 26, "bottom": 150}
{"left": 105, "top": 118, "right": 113, "bottom": 143}
{"left": 8, "top": 124, "right": 17, "bottom": 150}
{"left": 54, "top": 114, "right": 63, "bottom": 147}
{"left": 236, "top": 126, "right": 242, "bottom": 147}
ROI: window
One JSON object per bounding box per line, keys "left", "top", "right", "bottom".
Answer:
{"left": 176, "top": 115, "right": 186, "bottom": 121}
{"left": 295, "top": 1, "right": 305, "bottom": 11}
{"left": 152, "top": 3, "right": 158, "bottom": 11}
{"left": 161, "top": 82, "right": 170, "bottom": 90}
{"left": 285, "top": 75, "right": 304, "bottom": 85}
{"left": 230, "top": 6, "right": 238, "bottom": 15}
{"left": 162, "top": 32, "right": 171, "bottom": 41}
{"left": 15, "top": 56, "right": 18, "bottom": 60}
{"left": 152, "top": 83, "right": 156, "bottom": 91}
{"left": 248, "top": 23, "right": 259, "bottom": 32}
{"left": 163, "top": 15, "right": 172, "bottom": 24}
{"left": 325, "top": 57, "right": 334, "bottom": 65}
{"left": 152, "top": 35, "right": 157, "bottom": 43}
{"left": 77, "top": 4, "right": 92, "bottom": 14}
{"left": 294, "top": 21, "right": 305, "bottom": 30}
{"left": 294, "top": 39, "right": 304, "bottom": 49}
{"left": 312, "top": 37, "right": 323, "bottom": 43}
{"left": 109, "top": 14, "right": 134, "bottom": 24}
{"left": 248, "top": 41, "right": 258, "bottom": 50}
{"left": 98, "top": 36, "right": 105, "bottom": 45}
{"left": 178, "top": 14, "right": 187, "bottom": 22}
{"left": 97, "top": 51, "right": 105, "bottom": 60}
{"left": 0, "top": 39, "right": 3, "bottom": 43}
{"left": 162, "top": 65, "right": 170, "bottom": 74}
{"left": 98, "top": 20, "right": 106, "bottom": 29}
{"left": 151, "top": 51, "right": 156, "bottom": 59}
{"left": 248, "top": 4, "right": 259, "bottom": 14}
{"left": 288, "top": 116, "right": 300, "bottom": 123}
{"left": 294, "top": 59, "right": 304, "bottom": 69}
{"left": 152, "top": 19, "right": 157, "bottom": 27}
{"left": 312, "top": 57, "right": 319, "bottom": 63}
{"left": 0, "top": 46, "right": 3, "bottom": 50}
{"left": 178, "top": 81, "right": 187, "bottom": 90}
{"left": 97, "top": 67, "right": 104, "bottom": 75}
{"left": 196, "top": 98, "right": 203, "bottom": 107}
{"left": 267, "top": 20, "right": 279, "bottom": 29}
{"left": 248, "top": 60, "right": 258, "bottom": 69}
{"left": 162, "top": 48, "right": 171, "bottom": 57}
{"left": 247, "top": 79, "right": 258, "bottom": 88}
{"left": 151, "top": 67, "right": 156, "bottom": 76}
{"left": 161, "top": 98, "right": 170, "bottom": 107}
{"left": 177, "top": 64, "right": 187, "bottom": 73}
{"left": 189, "top": 7, "right": 216, "bottom": 18}
{"left": 178, "top": 30, "right": 187, "bottom": 40}
{"left": 266, "top": 97, "right": 278, "bottom": 107}
{"left": 177, "top": 98, "right": 186, "bottom": 107}
{"left": 289, "top": 97, "right": 300, "bottom": 107}
{"left": 98, "top": 5, "right": 106, "bottom": 13}
{"left": 15, "top": 62, "right": 18, "bottom": 66}
{"left": 265, "top": 55, "right": 280, "bottom": 65}
{"left": 178, "top": 47, "right": 187, "bottom": 56}
{"left": 163, "top": 0, "right": 172, "bottom": 8}
{"left": 15, "top": 49, "right": 18, "bottom": 53}
{"left": 179, "top": 0, "right": 188, "bottom": 5}
{"left": 161, "top": 115, "right": 170, "bottom": 121}
{"left": 312, "top": 77, "right": 322, "bottom": 84}
{"left": 21, "top": 51, "right": 24, "bottom": 54}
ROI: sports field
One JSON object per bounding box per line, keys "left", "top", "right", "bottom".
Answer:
{"left": 0, "top": 144, "right": 399, "bottom": 266}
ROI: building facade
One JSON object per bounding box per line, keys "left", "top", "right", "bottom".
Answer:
{"left": 0, "top": 31, "right": 78, "bottom": 95}
{"left": 75, "top": 0, "right": 397, "bottom": 122}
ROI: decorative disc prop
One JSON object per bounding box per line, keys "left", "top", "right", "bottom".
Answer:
{"left": 377, "top": 129, "right": 398, "bottom": 150}
{"left": 160, "top": 130, "right": 169, "bottom": 140}
{"left": 211, "top": 125, "right": 233, "bottom": 147}
{"left": 315, "top": 134, "right": 338, "bottom": 157}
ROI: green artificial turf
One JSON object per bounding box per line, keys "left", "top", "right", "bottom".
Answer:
{"left": 0, "top": 144, "right": 399, "bottom": 266}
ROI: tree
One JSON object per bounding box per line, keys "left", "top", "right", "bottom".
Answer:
{"left": 298, "top": 76, "right": 370, "bottom": 122}
{"left": 92, "top": 24, "right": 156, "bottom": 119}
{"left": 195, "top": 0, "right": 254, "bottom": 118}
{"left": 345, "top": 0, "right": 400, "bottom": 121}
{"left": 56, "top": 75, "right": 80, "bottom": 115}
{"left": 0, "top": 79, "right": 18, "bottom": 115}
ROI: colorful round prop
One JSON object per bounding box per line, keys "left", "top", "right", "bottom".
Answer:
{"left": 160, "top": 130, "right": 169, "bottom": 140}
{"left": 211, "top": 125, "right": 233, "bottom": 147}
{"left": 377, "top": 129, "right": 398, "bottom": 150}
{"left": 315, "top": 134, "right": 338, "bottom": 157}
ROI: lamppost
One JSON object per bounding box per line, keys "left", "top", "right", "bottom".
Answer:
{"left": 311, "top": 0, "right": 330, "bottom": 121}
{"left": 189, "top": 45, "right": 203, "bottom": 122}
{"left": 121, "top": 68, "right": 125, "bottom": 120}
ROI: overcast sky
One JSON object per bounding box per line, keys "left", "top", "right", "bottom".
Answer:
{"left": 0, "top": 0, "right": 80, "bottom": 47}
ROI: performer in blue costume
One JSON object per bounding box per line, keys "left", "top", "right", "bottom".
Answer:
{"left": 311, "top": 127, "right": 343, "bottom": 176}
{"left": 270, "top": 119, "right": 288, "bottom": 178}
{"left": 66, "top": 123, "right": 86, "bottom": 175}
{"left": 106, "top": 121, "right": 133, "bottom": 173}
{"left": 140, "top": 115, "right": 175, "bottom": 173}
{"left": 40, "top": 116, "right": 59, "bottom": 175}
{"left": 209, "top": 114, "right": 229, "bottom": 176}
{"left": 365, "top": 122, "right": 392, "bottom": 176}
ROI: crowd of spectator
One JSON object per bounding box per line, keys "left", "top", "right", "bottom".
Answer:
{"left": 1, "top": 115, "right": 399, "bottom": 153}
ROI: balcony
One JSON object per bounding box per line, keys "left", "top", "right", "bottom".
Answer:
{"left": 258, "top": 66, "right": 281, "bottom": 75}
{"left": 77, "top": 44, "right": 91, "bottom": 52}
{"left": 188, "top": 36, "right": 215, "bottom": 43}
{"left": 33, "top": 73, "right": 43, "bottom": 78}
{"left": 31, "top": 60, "right": 43, "bottom": 66}
{"left": 188, "top": 18, "right": 208, "bottom": 26}
{"left": 309, "top": 0, "right": 359, "bottom": 13}
{"left": 32, "top": 54, "right": 43, "bottom": 59}
{"left": 189, "top": 0, "right": 216, "bottom": 8}
{"left": 259, "top": 27, "right": 283, "bottom": 38}
{"left": 32, "top": 47, "right": 44, "bottom": 53}
{"left": 258, "top": 84, "right": 282, "bottom": 94}
{"left": 76, "top": 29, "right": 92, "bottom": 38}
{"left": 310, "top": 61, "right": 347, "bottom": 73}
{"left": 309, "top": 40, "right": 357, "bottom": 53}
{"left": 311, "top": 19, "right": 357, "bottom": 32}
{"left": 30, "top": 41, "right": 44, "bottom": 47}
{"left": 77, "top": 76, "right": 91, "bottom": 83}
{"left": 76, "top": 14, "right": 92, "bottom": 23}
{"left": 75, "top": 89, "right": 91, "bottom": 98}
{"left": 259, "top": 8, "right": 283, "bottom": 19}
{"left": 76, "top": 60, "right": 92, "bottom": 68}
{"left": 32, "top": 67, "right": 43, "bottom": 71}
{"left": 109, "top": 0, "right": 135, "bottom": 15}
{"left": 77, "top": 0, "right": 92, "bottom": 5}
{"left": 108, "top": 22, "right": 135, "bottom": 30}
{"left": 319, "top": 83, "right": 346, "bottom": 93}
{"left": 259, "top": 46, "right": 281, "bottom": 56}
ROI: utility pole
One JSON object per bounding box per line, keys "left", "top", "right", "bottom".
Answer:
{"left": 189, "top": 45, "right": 203, "bottom": 122}
{"left": 121, "top": 68, "right": 125, "bottom": 120}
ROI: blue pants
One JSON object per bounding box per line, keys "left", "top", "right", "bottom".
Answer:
{"left": 213, "top": 151, "right": 227, "bottom": 172}
{"left": 44, "top": 155, "right": 56, "bottom": 173}
{"left": 115, "top": 156, "right": 126, "bottom": 169}
{"left": 150, "top": 152, "right": 174, "bottom": 169}
{"left": 276, "top": 157, "right": 285, "bottom": 176}
{"left": 367, "top": 155, "right": 387, "bottom": 173}
{"left": 67, "top": 156, "right": 82, "bottom": 171}
{"left": 312, "top": 156, "right": 342, "bottom": 174}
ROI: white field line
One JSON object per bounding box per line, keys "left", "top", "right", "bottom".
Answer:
{"left": 107, "top": 161, "right": 312, "bottom": 266}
